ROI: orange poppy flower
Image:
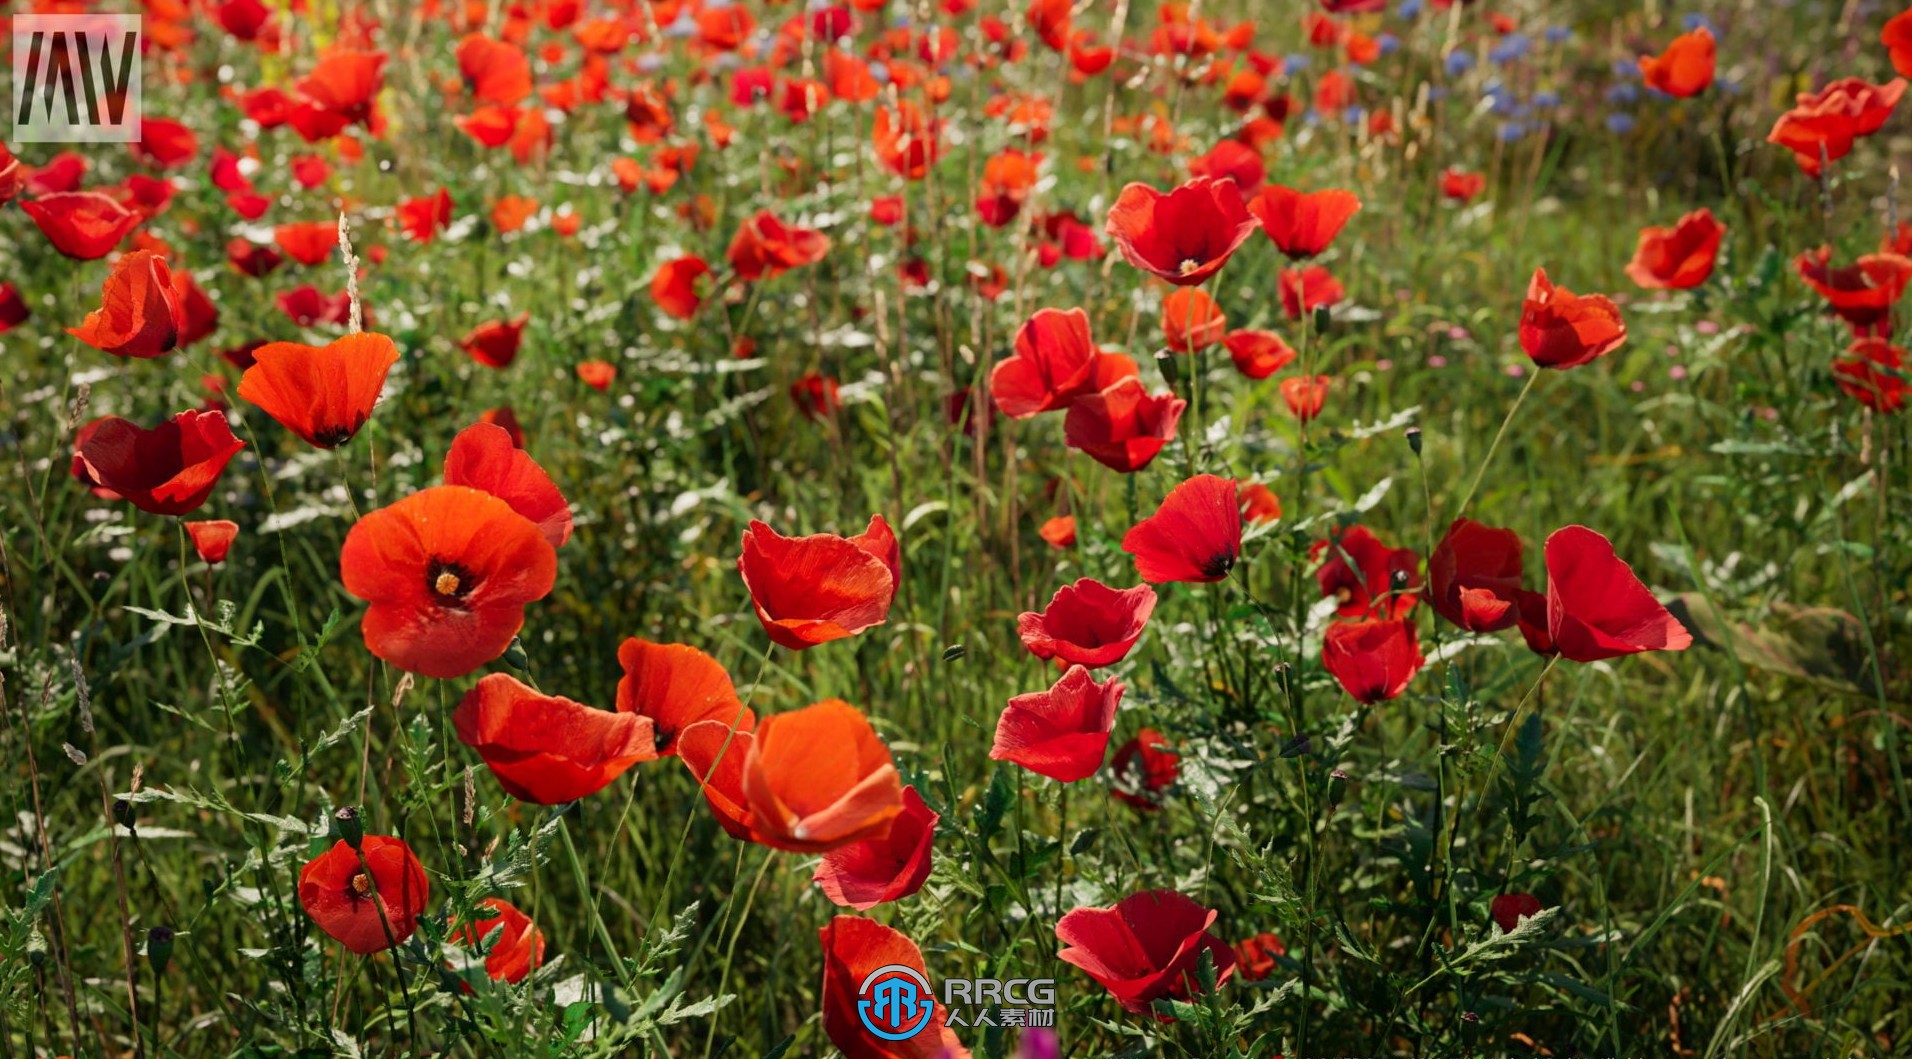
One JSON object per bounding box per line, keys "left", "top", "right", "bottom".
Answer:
{"left": 738, "top": 515, "right": 900, "bottom": 650}
{"left": 185, "top": 519, "right": 240, "bottom": 563}
{"left": 456, "top": 33, "right": 532, "bottom": 105}
{"left": 74, "top": 410, "right": 246, "bottom": 516}
{"left": 1280, "top": 374, "right": 1331, "bottom": 421}
{"left": 614, "top": 637, "right": 751, "bottom": 756}
{"left": 455, "top": 897, "right": 545, "bottom": 984}
{"left": 238, "top": 332, "right": 399, "bottom": 448}
{"left": 491, "top": 195, "right": 538, "bottom": 233}
{"left": 298, "top": 835, "right": 428, "bottom": 955}
{"left": 1222, "top": 329, "right": 1296, "bottom": 379}
{"left": 443, "top": 421, "right": 572, "bottom": 548}
{"left": 1637, "top": 26, "right": 1715, "bottom": 98}
{"left": 68, "top": 249, "right": 182, "bottom": 358}
{"left": 577, "top": 359, "right": 616, "bottom": 390}
{"left": 677, "top": 699, "right": 903, "bottom": 853}
{"left": 339, "top": 485, "right": 558, "bottom": 678}
{"left": 397, "top": 188, "right": 455, "bottom": 243}
{"left": 297, "top": 49, "right": 387, "bottom": 126}
{"left": 274, "top": 221, "right": 338, "bottom": 266}
{"left": 1767, "top": 77, "right": 1906, "bottom": 176}
{"left": 1247, "top": 185, "right": 1361, "bottom": 260}
{"left": 872, "top": 100, "right": 943, "bottom": 180}
{"left": 1162, "top": 287, "right": 1226, "bottom": 353}
{"left": 453, "top": 673, "right": 655, "bottom": 804}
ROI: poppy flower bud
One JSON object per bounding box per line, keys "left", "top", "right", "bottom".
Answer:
{"left": 147, "top": 926, "right": 175, "bottom": 976}
{"left": 1312, "top": 305, "right": 1332, "bottom": 333}
{"left": 1390, "top": 568, "right": 1412, "bottom": 593}
{"left": 501, "top": 636, "right": 531, "bottom": 672}
{"left": 1405, "top": 426, "right": 1423, "bottom": 455}
{"left": 333, "top": 806, "right": 364, "bottom": 850}
{"left": 1154, "top": 348, "right": 1181, "bottom": 388}
{"left": 112, "top": 798, "right": 136, "bottom": 834}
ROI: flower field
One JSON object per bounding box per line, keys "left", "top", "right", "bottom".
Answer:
{"left": 1, "top": 1, "right": 1909, "bottom": 1056}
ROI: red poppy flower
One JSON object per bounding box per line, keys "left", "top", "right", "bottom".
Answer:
{"left": 456, "top": 897, "right": 544, "bottom": 984}
{"left": 1247, "top": 185, "right": 1360, "bottom": 260}
{"left": 339, "top": 485, "right": 558, "bottom": 679}
{"left": 457, "top": 33, "right": 533, "bottom": 105}
{"left": 74, "top": 411, "right": 245, "bottom": 516}
{"left": 67, "top": 249, "right": 181, "bottom": 358}
{"left": 22, "top": 192, "right": 142, "bottom": 259}
{"left": 1491, "top": 892, "right": 1545, "bottom": 933}
{"left": 976, "top": 148, "right": 1040, "bottom": 227}
{"left": 298, "top": 835, "right": 429, "bottom": 955}
{"left": 1440, "top": 167, "right": 1486, "bottom": 202}
{"left": 1188, "top": 139, "right": 1265, "bottom": 193}
{"left": 1886, "top": 9, "right": 1912, "bottom": 78}
{"left": 0, "top": 283, "right": 30, "bottom": 333}
{"left": 1833, "top": 338, "right": 1909, "bottom": 412}
{"left": 1768, "top": 77, "right": 1906, "bottom": 176}
{"left": 1625, "top": 209, "right": 1724, "bottom": 290}
{"left": 443, "top": 422, "right": 572, "bottom": 548}
{"left": 872, "top": 100, "right": 943, "bottom": 179}
{"left": 397, "top": 188, "right": 455, "bottom": 243}
{"left": 677, "top": 699, "right": 904, "bottom": 853}
{"left": 274, "top": 221, "right": 338, "bottom": 266}
{"left": 453, "top": 673, "right": 655, "bottom": 804}
{"left": 1519, "top": 268, "right": 1627, "bottom": 369}
{"left": 1279, "top": 374, "right": 1330, "bottom": 421}
{"left": 1314, "top": 524, "right": 1420, "bottom": 620}
{"left": 277, "top": 285, "right": 356, "bottom": 328}
{"left": 1795, "top": 248, "right": 1912, "bottom": 336}
{"left": 297, "top": 48, "right": 386, "bottom": 127}
{"left": 1278, "top": 265, "right": 1344, "bottom": 319}
{"left": 1122, "top": 474, "right": 1242, "bottom": 583}
{"left": 228, "top": 239, "right": 284, "bottom": 277}
{"left": 134, "top": 117, "right": 198, "bottom": 169}
{"left": 1039, "top": 515, "right": 1077, "bottom": 549}
{"left": 1110, "top": 728, "right": 1179, "bottom": 810}
{"left": 813, "top": 785, "right": 938, "bottom": 910}
{"left": 1056, "top": 890, "right": 1236, "bottom": 1014}
{"left": 1543, "top": 525, "right": 1692, "bottom": 663}
{"left": 818, "top": 916, "right": 971, "bottom": 1059}
{"left": 238, "top": 332, "right": 399, "bottom": 448}
{"left": 1637, "top": 26, "right": 1715, "bottom": 98}
{"left": 1105, "top": 177, "right": 1259, "bottom": 286}
{"left": 1063, "top": 377, "right": 1188, "bottom": 473}
{"left": 461, "top": 313, "right": 529, "bottom": 369}
{"left": 1161, "top": 288, "right": 1227, "bottom": 353}
{"left": 1223, "top": 329, "right": 1295, "bottom": 379}
{"left": 990, "top": 308, "right": 1139, "bottom": 418}
{"left": 1322, "top": 619, "right": 1425, "bottom": 704}
{"left": 989, "top": 665, "right": 1124, "bottom": 782}
{"left": 615, "top": 637, "right": 750, "bottom": 757}
{"left": 651, "top": 256, "right": 712, "bottom": 320}
{"left": 577, "top": 360, "right": 616, "bottom": 390}
{"left": 738, "top": 515, "right": 899, "bottom": 650}
{"left": 172, "top": 270, "right": 217, "bottom": 348}
{"left": 1429, "top": 518, "right": 1524, "bottom": 633}
{"left": 1233, "top": 932, "right": 1286, "bottom": 981}
{"left": 727, "top": 210, "right": 831, "bottom": 281}
{"left": 185, "top": 519, "right": 239, "bottom": 563}
{"left": 791, "top": 372, "right": 842, "bottom": 420}
{"left": 1017, "top": 578, "right": 1157, "bottom": 668}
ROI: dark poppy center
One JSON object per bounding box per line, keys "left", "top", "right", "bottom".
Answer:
{"left": 427, "top": 558, "right": 478, "bottom": 607}
{"left": 1201, "top": 553, "right": 1235, "bottom": 578}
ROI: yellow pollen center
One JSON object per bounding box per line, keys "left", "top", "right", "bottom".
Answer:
{"left": 351, "top": 872, "right": 372, "bottom": 896}
{"left": 435, "top": 572, "right": 462, "bottom": 596}
{"left": 1178, "top": 258, "right": 1202, "bottom": 275}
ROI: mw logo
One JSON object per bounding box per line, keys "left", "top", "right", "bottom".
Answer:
{"left": 11, "top": 14, "right": 143, "bottom": 143}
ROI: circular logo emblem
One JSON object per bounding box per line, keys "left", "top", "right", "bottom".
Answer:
{"left": 855, "top": 963, "right": 936, "bottom": 1042}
